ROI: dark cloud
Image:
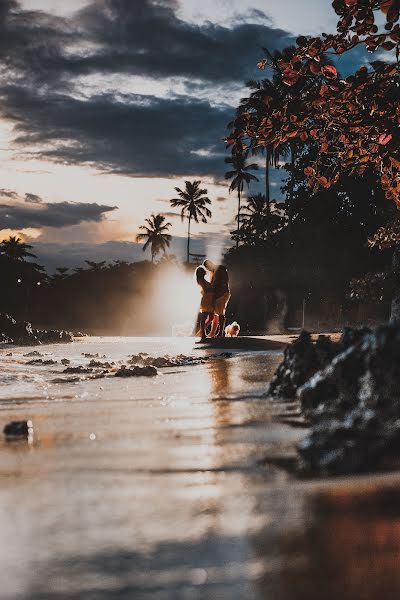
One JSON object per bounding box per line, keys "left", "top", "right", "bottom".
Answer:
{"left": 71, "top": 0, "right": 291, "bottom": 83}
{"left": 0, "top": 189, "right": 19, "bottom": 200}
{"left": 0, "top": 199, "right": 116, "bottom": 229}
{"left": 0, "top": 86, "right": 233, "bottom": 177}
{"left": 24, "top": 193, "right": 42, "bottom": 204}
{"left": 0, "top": 0, "right": 372, "bottom": 181}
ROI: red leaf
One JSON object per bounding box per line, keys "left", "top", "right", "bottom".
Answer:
{"left": 378, "top": 133, "right": 393, "bottom": 145}
{"left": 282, "top": 67, "right": 300, "bottom": 86}
{"left": 345, "top": 0, "right": 357, "bottom": 6}
{"left": 304, "top": 166, "right": 315, "bottom": 176}
{"left": 321, "top": 65, "right": 338, "bottom": 80}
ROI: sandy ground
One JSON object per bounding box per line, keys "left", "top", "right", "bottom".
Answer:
{"left": 0, "top": 336, "right": 399, "bottom": 600}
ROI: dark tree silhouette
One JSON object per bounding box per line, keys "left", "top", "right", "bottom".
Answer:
{"left": 136, "top": 214, "right": 172, "bottom": 262}
{"left": 224, "top": 150, "right": 259, "bottom": 249}
{"left": 170, "top": 180, "right": 211, "bottom": 262}
{"left": 0, "top": 236, "right": 36, "bottom": 261}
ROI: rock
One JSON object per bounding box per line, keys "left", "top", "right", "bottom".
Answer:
{"left": 88, "top": 359, "right": 113, "bottom": 368}
{"left": 298, "top": 323, "right": 400, "bottom": 476}
{"left": 82, "top": 353, "right": 106, "bottom": 359}
{"left": 61, "top": 358, "right": 70, "bottom": 366}
{"left": 3, "top": 420, "right": 34, "bottom": 439}
{"left": 27, "top": 359, "right": 57, "bottom": 366}
{"left": 268, "top": 331, "right": 338, "bottom": 399}
{"left": 63, "top": 366, "right": 93, "bottom": 374}
{"left": 115, "top": 365, "right": 157, "bottom": 377}
{"left": 0, "top": 313, "right": 74, "bottom": 346}
{"left": 24, "top": 350, "right": 43, "bottom": 357}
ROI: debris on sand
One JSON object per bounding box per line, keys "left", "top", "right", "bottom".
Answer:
{"left": 27, "top": 358, "right": 58, "bottom": 366}
{"left": 3, "top": 420, "right": 34, "bottom": 440}
{"left": 82, "top": 353, "right": 106, "bottom": 359}
{"left": 115, "top": 365, "right": 157, "bottom": 377}
{"left": 88, "top": 359, "right": 114, "bottom": 369}
{"left": 63, "top": 366, "right": 93, "bottom": 374}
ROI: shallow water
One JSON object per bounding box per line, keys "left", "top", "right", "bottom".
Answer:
{"left": 1, "top": 337, "right": 400, "bottom": 599}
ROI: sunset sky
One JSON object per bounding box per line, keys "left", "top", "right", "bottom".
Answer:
{"left": 0, "top": 0, "right": 366, "bottom": 270}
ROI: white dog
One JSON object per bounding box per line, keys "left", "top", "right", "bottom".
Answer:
{"left": 225, "top": 321, "right": 240, "bottom": 337}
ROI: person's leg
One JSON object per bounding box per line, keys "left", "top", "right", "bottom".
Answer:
{"left": 217, "top": 314, "right": 226, "bottom": 337}
{"left": 209, "top": 314, "right": 219, "bottom": 338}
{"left": 199, "top": 312, "right": 208, "bottom": 339}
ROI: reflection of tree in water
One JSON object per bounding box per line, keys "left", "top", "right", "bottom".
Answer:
{"left": 274, "top": 486, "right": 400, "bottom": 600}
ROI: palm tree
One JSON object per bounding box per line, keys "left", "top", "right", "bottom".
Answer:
{"left": 239, "top": 194, "right": 288, "bottom": 245}
{"left": 225, "top": 150, "right": 259, "bottom": 249}
{"left": 136, "top": 214, "right": 172, "bottom": 262}
{"left": 170, "top": 180, "right": 212, "bottom": 263}
{"left": 0, "top": 236, "right": 36, "bottom": 261}
{"left": 237, "top": 79, "right": 287, "bottom": 238}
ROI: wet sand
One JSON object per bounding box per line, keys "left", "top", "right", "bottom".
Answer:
{"left": 0, "top": 337, "right": 400, "bottom": 599}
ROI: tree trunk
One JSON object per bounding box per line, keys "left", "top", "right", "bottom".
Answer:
{"left": 390, "top": 245, "right": 400, "bottom": 321}
{"left": 266, "top": 148, "right": 271, "bottom": 240}
{"left": 187, "top": 215, "right": 191, "bottom": 263}
{"left": 236, "top": 187, "right": 241, "bottom": 250}
{"left": 288, "top": 143, "right": 296, "bottom": 238}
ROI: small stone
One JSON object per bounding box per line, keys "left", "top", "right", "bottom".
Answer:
{"left": 4, "top": 420, "right": 34, "bottom": 439}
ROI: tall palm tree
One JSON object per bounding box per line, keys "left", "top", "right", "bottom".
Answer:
{"left": 170, "top": 180, "right": 211, "bottom": 263}
{"left": 225, "top": 150, "right": 259, "bottom": 249}
{"left": 237, "top": 78, "right": 287, "bottom": 238}
{"left": 0, "top": 236, "right": 36, "bottom": 261}
{"left": 136, "top": 214, "right": 172, "bottom": 262}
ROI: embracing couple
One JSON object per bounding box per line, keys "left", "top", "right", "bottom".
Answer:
{"left": 195, "top": 260, "right": 230, "bottom": 341}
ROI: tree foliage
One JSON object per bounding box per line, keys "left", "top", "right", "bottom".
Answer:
{"left": 228, "top": 1, "right": 400, "bottom": 205}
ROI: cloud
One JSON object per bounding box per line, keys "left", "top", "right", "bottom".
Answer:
{"left": 24, "top": 192, "right": 42, "bottom": 203}
{"left": 0, "top": 86, "right": 233, "bottom": 177}
{"left": 0, "top": 197, "right": 117, "bottom": 229}
{"left": 0, "top": 0, "right": 373, "bottom": 183}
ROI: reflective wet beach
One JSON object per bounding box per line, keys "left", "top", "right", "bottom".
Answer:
{"left": 1, "top": 337, "right": 400, "bottom": 599}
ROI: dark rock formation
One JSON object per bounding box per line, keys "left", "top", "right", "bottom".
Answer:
{"left": 268, "top": 331, "right": 339, "bottom": 399}
{"left": 115, "top": 365, "right": 157, "bottom": 377}
{"left": 27, "top": 359, "right": 57, "bottom": 366}
{"left": 63, "top": 366, "right": 93, "bottom": 374}
{"left": 0, "top": 313, "right": 74, "bottom": 346}
{"left": 298, "top": 323, "right": 400, "bottom": 476}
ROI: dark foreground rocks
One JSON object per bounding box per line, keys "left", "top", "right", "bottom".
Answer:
{"left": 269, "top": 324, "right": 400, "bottom": 477}
{"left": 0, "top": 313, "right": 74, "bottom": 346}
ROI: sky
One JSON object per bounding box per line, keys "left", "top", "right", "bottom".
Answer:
{"left": 0, "top": 0, "right": 363, "bottom": 270}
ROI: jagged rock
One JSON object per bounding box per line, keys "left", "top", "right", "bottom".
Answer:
{"left": 88, "top": 359, "right": 113, "bottom": 368}
{"left": 0, "top": 313, "right": 74, "bottom": 346}
{"left": 115, "top": 365, "right": 157, "bottom": 377}
{"left": 27, "top": 359, "right": 57, "bottom": 366}
{"left": 4, "top": 420, "right": 34, "bottom": 439}
{"left": 63, "top": 366, "right": 93, "bottom": 374}
{"left": 24, "top": 350, "right": 43, "bottom": 357}
{"left": 297, "top": 323, "right": 400, "bottom": 476}
{"left": 268, "top": 331, "right": 338, "bottom": 399}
